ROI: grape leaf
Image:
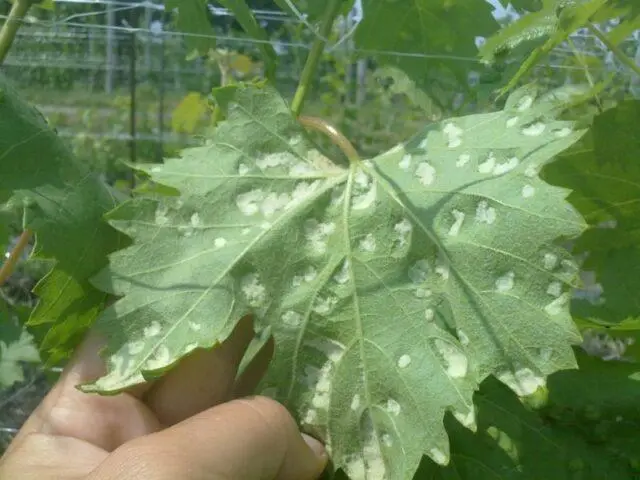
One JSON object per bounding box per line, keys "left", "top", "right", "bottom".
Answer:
{"left": 171, "top": 92, "right": 210, "bottom": 134}
{"left": 0, "top": 75, "right": 127, "bottom": 363}
{"left": 273, "top": 0, "right": 501, "bottom": 102}
{"left": 549, "top": 349, "right": 640, "bottom": 414}
{"left": 86, "top": 83, "right": 586, "bottom": 478}
{"left": 412, "top": 357, "right": 640, "bottom": 480}
{"left": 0, "top": 302, "right": 39, "bottom": 389}
{"left": 355, "top": 0, "right": 500, "bottom": 100}
{"left": 544, "top": 100, "right": 640, "bottom": 323}
{"left": 216, "top": 0, "right": 277, "bottom": 80}
{"left": 165, "top": 0, "right": 216, "bottom": 58}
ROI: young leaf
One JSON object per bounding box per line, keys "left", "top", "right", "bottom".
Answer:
{"left": 0, "top": 75, "right": 127, "bottom": 363}
{"left": 86, "top": 83, "right": 586, "bottom": 478}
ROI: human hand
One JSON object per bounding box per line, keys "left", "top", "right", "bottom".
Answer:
{"left": 0, "top": 316, "right": 328, "bottom": 479}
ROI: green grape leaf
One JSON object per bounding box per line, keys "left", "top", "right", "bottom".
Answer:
{"left": 544, "top": 100, "right": 640, "bottom": 323}
{"left": 273, "top": 0, "right": 354, "bottom": 22}
{"left": 216, "top": 0, "right": 277, "bottom": 80}
{"left": 0, "top": 75, "right": 127, "bottom": 363}
{"left": 355, "top": 0, "right": 500, "bottom": 101}
{"left": 166, "top": 0, "right": 216, "bottom": 58}
{"left": 86, "top": 83, "right": 586, "bottom": 478}
{"left": 413, "top": 359, "right": 640, "bottom": 480}
{"left": 549, "top": 349, "right": 640, "bottom": 415}
{"left": 0, "top": 303, "right": 40, "bottom": 389}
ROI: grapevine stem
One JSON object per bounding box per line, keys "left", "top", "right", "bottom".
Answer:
{"left": 298, "top": 115, "right": 360, "bottom": 163}
{"left": 290, "top": 0, "right": 343, "bottom": 116}
{"left": 0, "top": 0, "right": 32, "bottom": 65}
{"left": 567, "top": 37, "right": 602, "bottom": 111}
{"left": 587, "top": 22, "right": 640, "bottom": 78}
{"left": 0, "top": 229, "right": 31, "bottom": 287}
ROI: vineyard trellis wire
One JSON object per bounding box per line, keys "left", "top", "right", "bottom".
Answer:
{"left": 0, "top": 0, "right": 638, "bottom": 454}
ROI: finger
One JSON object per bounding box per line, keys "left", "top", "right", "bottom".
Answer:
{"left": 143, "top": 315, "right": 255, "bottom": 426}
{"left": 0, "top": 433, "right": 108, "bottom": 479}
{"left": 233, "top": 335, "right": 275, "bottom": 398}
{"left": 90, "top": 396, "right": 328, "bottom": 480}
{"left": 7, "top": 331, "right": 160, "bottom": 455}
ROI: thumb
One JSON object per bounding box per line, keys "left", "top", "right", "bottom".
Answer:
{"left": 91, "top": 396, "right": 328, "bottom": 480}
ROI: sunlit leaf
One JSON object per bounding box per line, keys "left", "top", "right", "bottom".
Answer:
{"left": 171, "top": 92, "right": 210, "bottom": 134}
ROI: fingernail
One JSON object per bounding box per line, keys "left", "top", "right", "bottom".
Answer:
{"left": 302, "top": 433, "right": 327, "bottom": 460}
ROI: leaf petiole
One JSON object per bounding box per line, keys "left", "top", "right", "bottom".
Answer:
{"left": 290, "top": 0, "right": 343, "bottom": 116}
{"left": 0, "top": 229, "right": 31, "bottom": 287}
{"left": 298, "top": 115, "right": 360, "bottom": 163}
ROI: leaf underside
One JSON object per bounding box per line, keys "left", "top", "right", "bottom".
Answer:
{"left": 86, "top": 83, "right": 587, "bottom": 479}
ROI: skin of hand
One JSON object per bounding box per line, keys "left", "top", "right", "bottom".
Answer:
{"left": 0, "top": 316, "right": 328, "bottom": 479}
